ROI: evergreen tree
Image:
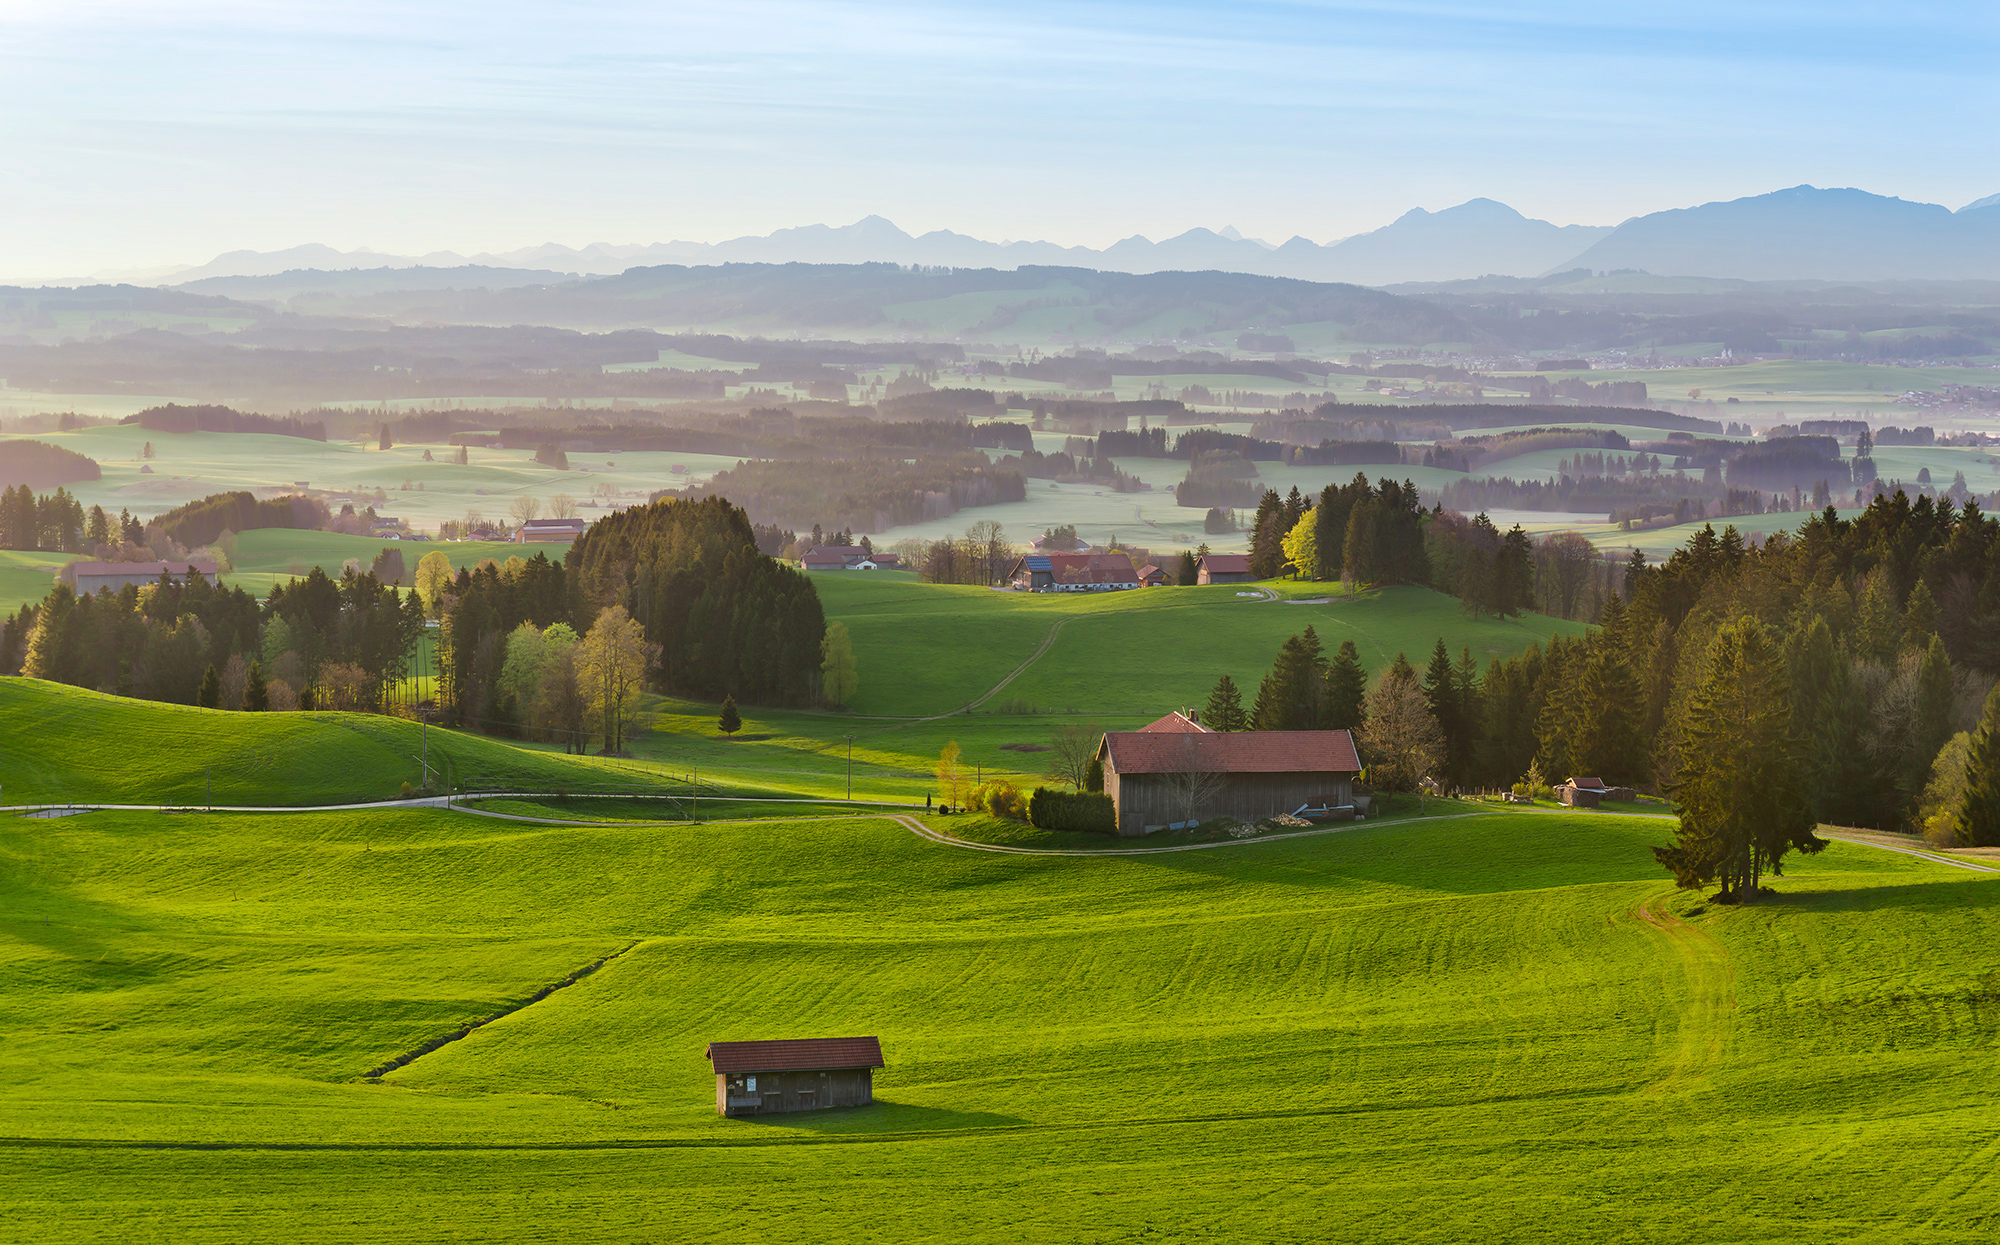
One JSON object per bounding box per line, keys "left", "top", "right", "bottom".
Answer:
{"left": 243, "top": 661, "right": 269, "bottom": 712}
{"left": 1421, "top": 639, "right": 1462, "bottom": 781}
{"left": 1898, "top": 635, "right": 1956, "bottom": 819}
{"left": 1203, "top": 674, "right": 1248, "bottom": 732}
{"left": 1902, "top": 579, "right": 1939, "bottom": 651}
{"left": 1654, "top": 618, "right": 1820, "bottom": 901}
{"left": 1248, "top": 489, "right": 1285, "bottom": 579}
{"left": 1177, "top": 550, "right": 1198, "bottom": 586}
{"left": 1341, "top": 498, "right": 1380, "bottom": 585}
{"left": 1577, "top": 594, "right": 1648, "bottom": 785}
{"left": 1954, "top": 683, "right": 2000, "bottom": 846}
{"left": 378, "top": 425, "right": 393, "bottom": 451}
{"left": 1321, "top": 640, "right": 1367, "bottom": 732}
{"left": 1495, "top": 525, "right": 1534, "bottom": 616}
{"left": 1249, "top": 669, "right": 1284, "bottom": 732}
{"left": 1085, "top": 755, "right": 1104, "bottom": 793}
{"left": 1534, "top": 636, "right": 1583, "bottom": 780}
{"left": 718, "top": 694, "right": 742, "bottom": 737}
{"left": 196, "top": 663, "right": 221, "bottom": 709}
{"left": 1452, "top": 645, "right": 1483, "bottom": 782}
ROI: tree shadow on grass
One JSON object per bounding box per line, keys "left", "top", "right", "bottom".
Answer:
{"left": 1751, "top": 877, "right": 2000, "bottom": 916}
{"left": 731, "top": 1100, "right": 1027, "bottom": 1135}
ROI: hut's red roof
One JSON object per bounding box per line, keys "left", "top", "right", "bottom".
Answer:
{"left": 1199, "top": 553, "right": 1252, "bottom": 573}
{"left": 1568, "top": 777, "right": 1609, "bottom": 791}
{"left": 1101, "top": 728, "right": 1360, "bottom": 775}
{"left": 706, "top": 1037, "right": 884, "bottom": 1073}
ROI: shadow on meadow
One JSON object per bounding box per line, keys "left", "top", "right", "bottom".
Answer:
{"left": 731, "top": 1100, "right": 1029, "bottom": 1135}
{"left": 1748, "top": 875, "right": 2000, "bottom": 916}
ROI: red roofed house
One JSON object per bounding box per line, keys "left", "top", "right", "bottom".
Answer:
{"left": 1135, "top": 562, "right": 1169, "bottom": 587}
{"left": 801, "top": 545, "right": 896, "bottom": 570}
{"left": 706, "top": 1036, "right": 885, "bottom": 1117}
{"left": 1196, "top": 553, "right": 1254, "bottom": 585}
{"left": 1096, "top": 713, "right": 1362, "bottom": 836}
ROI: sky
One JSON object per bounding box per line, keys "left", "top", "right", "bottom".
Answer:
{"left": 1, "top": 0, "right": 1996, "bottom": 277}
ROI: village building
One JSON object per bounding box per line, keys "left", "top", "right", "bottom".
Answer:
{"left": 514, "top": 517, "right": 589, "bottom": 543}
{"left": 707, "top": 1037, "right": 885, "bottom": 1117}
{"left": 1096, "top": 713, "right": 1362, "bottom": 836}
{"left": 1006, "top": 552, "right": 1140, "bottom": 592}
{"left": 63, "top": 560, "right": 219, "bottom": 596}
{"left": 1135, "top": 562, "right": 1170, "bottom": 587}
{"left": 801, "top": 545, "right": 899, "bottom": 570}
{"left": 1196, "top": 553, "right": 1254, "bottom": 584}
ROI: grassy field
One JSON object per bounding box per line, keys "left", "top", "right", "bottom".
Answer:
{"left": 3, "top": 794, "right": 1997, "bottom": 1240}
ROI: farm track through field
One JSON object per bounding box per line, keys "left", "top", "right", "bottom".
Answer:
{"left": 358, "top": 940, "right": 645, "bottom": 1081}
{"left": 1630, "top": 893, "right": 1734, "bottom": 1095}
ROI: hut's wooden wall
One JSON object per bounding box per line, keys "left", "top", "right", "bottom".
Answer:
{"left": 716, "top": 1068, "right": 875, "bottom": 1116}
{"left": 1107, "top": 768, "right": 1353, "bottom": 836}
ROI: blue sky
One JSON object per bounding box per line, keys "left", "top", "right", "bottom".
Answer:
{"left": 1, "top": 0, "right": 1995, "bottom": 275}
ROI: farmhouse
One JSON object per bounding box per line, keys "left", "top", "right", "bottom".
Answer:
{"left": 707, "top": 1036, "right": 884, "bottom": 1117}
{"left": 514, "top": 517, "right": 588, "bottom": 543}
{"left": 1135, "top": 562, "right": 1170, "bottom": 587}
{"left": 802, "top": 545, "right": 897, "bottom": 570}
{"left": 1007, "top": 552, "right": 1140, "bottom": 592}
{"left": 1558, "top": 777, "right": 1636, "bottom": 807}
{"left": 63, "top": 560, "right": 218, "bottom": 596}
{"left": 1096, "top": 713, "right": 1362, "bottom": 836}
{"left": 1197, "top": 553, "right": 1254, "bottom": 584}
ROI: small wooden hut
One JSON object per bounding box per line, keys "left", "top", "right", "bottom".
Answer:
{"left": 706, "top": 1037, "right": 885, "bottom": 1117}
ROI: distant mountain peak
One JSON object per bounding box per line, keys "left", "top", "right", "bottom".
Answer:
{"left": 1961, "top": 193, "right": 2000, "bottom": 213}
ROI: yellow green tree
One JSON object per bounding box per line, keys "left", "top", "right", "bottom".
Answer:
{"left": 820, "top": 621, "right": 859, "bottom": 707}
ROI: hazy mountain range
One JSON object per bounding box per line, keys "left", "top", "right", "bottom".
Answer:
{"left": 64, "top": 186, "right": 2000, "bottom": 293}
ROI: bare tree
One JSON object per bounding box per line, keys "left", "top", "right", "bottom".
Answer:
{"left": 509, "top": 496, "right": 542, "bottom": 527}
{"left": 1362, "top": 668, "right": 1445, "bottom": 795}
{"left": 1162, "top": 734, "right": 1229, "bottom": 827}
{"left": 548, "top": 493, "right": 579, "bottom": 519}
{"left": 1048, "top": 722, "right": 1101, "bottom": 790}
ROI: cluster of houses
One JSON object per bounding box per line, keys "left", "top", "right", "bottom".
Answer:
{"left": 801, "top": 545, "right": 902, "bottom": 571}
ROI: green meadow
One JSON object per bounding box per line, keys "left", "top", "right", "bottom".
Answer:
{"left": 3, "top": 792, "right": 1997, "bottom": 1240}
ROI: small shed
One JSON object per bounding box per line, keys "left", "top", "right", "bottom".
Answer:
{"left": 706, "top": 1036, "right": 884, "bottom": 1117}
{"left": 1558, "top": 777, "right": 1607, "bottom": 807}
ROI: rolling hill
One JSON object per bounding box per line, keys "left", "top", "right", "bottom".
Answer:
{"left": 3, "top": 796, "right": 1995, "bottom": 1240}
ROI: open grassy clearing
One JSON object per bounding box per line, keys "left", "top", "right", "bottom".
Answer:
{"left": 3, "top": 797, "right": 1997, "bottom": 1240}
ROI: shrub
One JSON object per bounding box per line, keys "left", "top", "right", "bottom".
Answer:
{"left": 1028, "top": 787, "right": 1116, "bottom": 833}
{"left": 971, "top": 779, "right": 1028, "bottom": 821}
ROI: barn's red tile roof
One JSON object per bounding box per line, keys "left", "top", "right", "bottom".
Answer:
{"left": 705, "top": 1037, "right": 885, "bottom": 1073}
{"left": 1101, "top": 728, "right": 1360, "bottom": 775}
{"left": 1199, "top": 554, "right": 1252, "bottom": 573}
{"left": 1138, "top": 711, "right": 1210, "bottom": 733}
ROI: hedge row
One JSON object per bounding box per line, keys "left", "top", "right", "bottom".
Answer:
{"left": 1028, "top": 787, "right": 1115, "bottom": 834}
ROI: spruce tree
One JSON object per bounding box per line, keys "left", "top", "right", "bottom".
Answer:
{"left": 718, "top": 694, "right": 742, "bottom": 737}
{"left": 1249, "top": 669, "right": 1285, "bottom": 732}
{"left": 1954, "top": 683, "right": 2000, "bottom": 847}
{"left": 1248, "top": 489, "right": 1284, "bottom": 579}
{"left": 1899, "top": 635, "right": 1956, "bottom": 818}
{"left": 1902, "top": 580, "right": 1939, "bottom": 651}
{"left": 1421, "top": 639, "right": 1461, "bottom": 780}
{"left": 1654, "top": 618, "right": 1819, "bottom": 900}
{"left": 1321, "top": 640, "right": 1367, "bottom": 732}
{"left": 196, "top": 664, "right": 221, "bottom": 710}
{"left": 1203, "top": 674, "right": 1247, "bottom": 732}
{"left": 1578, "top": 594, "right": 1648, "bottom": 785}
{"left": 1177, "top": 550, "right": 1198, "bottom": 586}
{"left": 244, "top": 661, "right": 269, "bottom": 712}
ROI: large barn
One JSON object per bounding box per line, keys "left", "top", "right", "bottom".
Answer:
{"left": 1096, "top": 713, "right": 1362, "bottom": 836}
{"left": 706, "top": 1036, "right": 884, "bottom": 1117}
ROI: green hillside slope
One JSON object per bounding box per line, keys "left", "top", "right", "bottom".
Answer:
{"left": 3, "top": 803, "right": 1995, "bottom": 1240}
{"left": 815, "top": 573, "right": 1586, "bottom": 717}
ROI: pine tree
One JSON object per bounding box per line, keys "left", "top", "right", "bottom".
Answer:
{"left": 1248, "top": 490, "right": 1284, "bottom": 579}
{"left": 1898, "top": 635, "right": 1955, "bottom": 819}
{"left": 1654, "top": 618, "right": 1820, "bottom": 901}
{"left": 1577, "top": 594, "right": 1648, "bottom": 785}
{"left": 718, "top": 694, "right": 742, "bottom": 737}
{"left": 1902, "top": 579, "right": 1939, "bottom": 651}
{"left": 1954, "top": 684, "right": 2000, "bottom": 846}
{"left": 1249, "top": 669, "right": 1285, "bottom": 731}
{"left": 196, "top": 664, "right": 221, "bottom": 709}
{"left": 1321, "top": 640, "right": 1367, "bottom": 732}
{"left": 1495, "top": 525, "right": 1534, "bottom": 616}
{"left": 378, "top": 425, "right": 393, "bottom": 451}
{"left": 1203, "top": 674, "right": 1248, "bottom": 732}
{"left": 1177, "top": 550, "right": 1198, "bottom": 586}
{"left": 243, "top": 661, "right": 269, "bottom": 711}
{"left": 1422, "top": 638, "right": 1461, "bottom": 780}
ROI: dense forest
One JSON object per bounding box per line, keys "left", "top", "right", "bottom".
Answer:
{"left": 662, "top": 453, "right": 1026, "bottom": 534}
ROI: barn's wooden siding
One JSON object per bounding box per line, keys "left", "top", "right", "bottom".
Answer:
{"left": 1106, "top": 766, "right": 1353, "bottom": 836}
{"left": 715, "top": 1068, "right": 874, "bottom": 1116}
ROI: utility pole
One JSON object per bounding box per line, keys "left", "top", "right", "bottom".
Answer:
{"left": 421, "top": 708, "right": 429, "bottom": 790}
{"left": 845, "top": 734, "right": 854, "bottom": 801}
